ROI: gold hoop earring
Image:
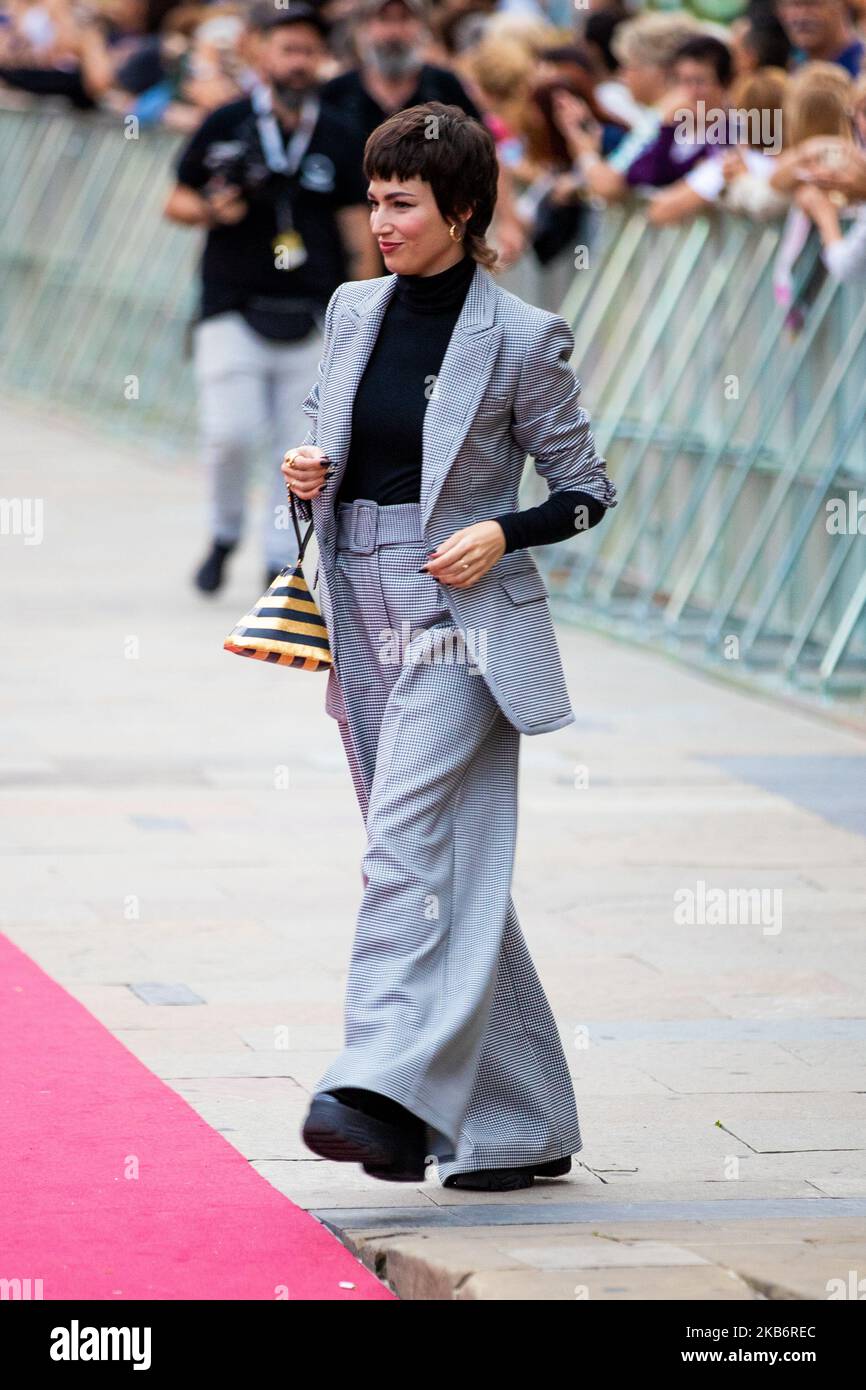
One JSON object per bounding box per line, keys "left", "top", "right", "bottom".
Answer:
{"left": 449, "top": 222, "right": 465, "bottom": 242}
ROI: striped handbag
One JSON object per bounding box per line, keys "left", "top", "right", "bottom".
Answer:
{"left": 223, "top": 491, "right": 332, "bottom": 671}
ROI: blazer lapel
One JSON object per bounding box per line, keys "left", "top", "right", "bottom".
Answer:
{"left": 420, "top": 263, "right": 504, "bottom": 529}
{"left": 321, "top": 260, "right": 504, "bottom": 532}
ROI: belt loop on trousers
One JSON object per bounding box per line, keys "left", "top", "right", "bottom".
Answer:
{"left": 350, "top": 499, "right": 377, "bottom": 554}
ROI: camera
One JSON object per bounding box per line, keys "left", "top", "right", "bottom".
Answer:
{"left": 202, "top": 133, "right": 282, "bottom": 203}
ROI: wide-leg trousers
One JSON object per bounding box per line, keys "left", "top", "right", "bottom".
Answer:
{"left": 312, "top": 498, "right": 583, "bottom": 1179}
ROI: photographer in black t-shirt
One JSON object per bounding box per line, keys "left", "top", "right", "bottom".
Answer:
{"left": 164, "top": 2, "right": 379, "bottom": 594}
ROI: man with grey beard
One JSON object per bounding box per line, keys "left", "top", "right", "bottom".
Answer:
{"left": 320, "top": 0, "right": 482, "bottom": 148}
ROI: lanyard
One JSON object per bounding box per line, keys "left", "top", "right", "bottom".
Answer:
{"left": 251, "top": 83, "right": 319, "bottom": 182}
{"left": 250, "top": 83, "right": 318, "bottom": 271}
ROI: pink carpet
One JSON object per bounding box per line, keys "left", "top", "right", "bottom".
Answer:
{"left": 0, "top": 934, "right": 394, "bottom": 1300}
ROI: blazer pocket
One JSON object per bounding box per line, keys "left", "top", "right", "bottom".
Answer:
{"left": 498, "top": 569, "right": 549, "bottom": 604}
{"left": 473, "top": 390, "right": 511, "bottom": 419}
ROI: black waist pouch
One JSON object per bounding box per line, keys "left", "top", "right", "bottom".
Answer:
{"left": 240, "top": 296, "right": 323, "bottom": 342}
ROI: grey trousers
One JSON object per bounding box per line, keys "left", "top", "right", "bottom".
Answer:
{"left": 313, "top": 498, "right": 583, "bottom": 1179}
{"left": 192, "top": 311, "right": 324, "bottom": 571}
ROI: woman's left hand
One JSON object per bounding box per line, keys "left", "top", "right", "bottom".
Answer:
{"left": 422, "top": 521, "right": 507, "bottom": 589}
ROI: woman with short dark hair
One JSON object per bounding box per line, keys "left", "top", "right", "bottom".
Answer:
{"left": 283, "top": 100, "right": 618, "bottom": 1191}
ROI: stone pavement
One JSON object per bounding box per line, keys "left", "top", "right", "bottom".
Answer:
{"left": 3, "top": 399, "right": 866, "bottom": 1301}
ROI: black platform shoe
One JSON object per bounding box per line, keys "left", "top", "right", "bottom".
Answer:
{"left": 193, "top": 538, "right": 236, "bottom": 594}
{"left": 301, "top": 1089, "right": 429, "bottom": 1182}
{"left": 441, "top": 1155, "right": 573, "bottom": 1191}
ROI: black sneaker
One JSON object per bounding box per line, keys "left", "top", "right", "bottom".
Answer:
{"left": 441, "top": 1156, "right": 572, "bottom": 1191}
{"left": 193, "top": 538, "right": 236, "bottom": 594}
{"left": 302, "top": 1089, "right": 429, "bottom": 1182}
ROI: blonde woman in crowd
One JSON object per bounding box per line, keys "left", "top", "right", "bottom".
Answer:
{"left": 769, "top": 60, "right": 855, "bottom": 191}
{"left": 446, "top": 26, "right": 540, "bottom": 267}
{"left": 769, "top": 63, "right": 858, "bottom": 302}
{"left": 466, "top": 30, "right": 537, "bottom": 185}
{"left": 792, "top": 73, "right": 866, "bottom": 280}
{"left": 462, "top": 22, "right": 584, "bottom": 271}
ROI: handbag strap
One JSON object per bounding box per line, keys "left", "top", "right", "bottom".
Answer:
{"left": 289, "top": 489, "right": 315, "bottom": 564}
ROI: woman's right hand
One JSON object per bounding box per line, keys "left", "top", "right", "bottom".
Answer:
{"left": 282, "top": 445, "right": 332, "bottom": 501}
{"left": 552, "top": 91, "right": 601, "bottom": 157}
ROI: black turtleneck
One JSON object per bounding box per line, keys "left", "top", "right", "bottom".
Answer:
{"left": 396, "top": 248, "right": 478, "bottom": 314}
{"left": 334, "top": 253, "right": 607, "bottom": 552}
{"left": 335, "top": 254, "right": 474, "bottom": 508}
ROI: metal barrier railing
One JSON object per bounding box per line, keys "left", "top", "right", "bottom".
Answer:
{"left": 0, "top": 106, "right": 198, "bottom": 443}
{"left": 2, "top": 107, "right": 864, "bottom": 707}
{"left": 525, "top": 201, "right": 866, "bottom": 708}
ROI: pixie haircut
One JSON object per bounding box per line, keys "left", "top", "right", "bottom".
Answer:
{"left": 363, "top": 101, "right": 500, "bottom": 270}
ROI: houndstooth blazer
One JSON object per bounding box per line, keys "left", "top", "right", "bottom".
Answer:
{"left": 292, "top": 259, "right": 618, "bottom": 735}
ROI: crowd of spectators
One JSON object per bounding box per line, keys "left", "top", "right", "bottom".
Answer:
{"left": 3, "top": 0, "right": 865, "bottom": 279}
